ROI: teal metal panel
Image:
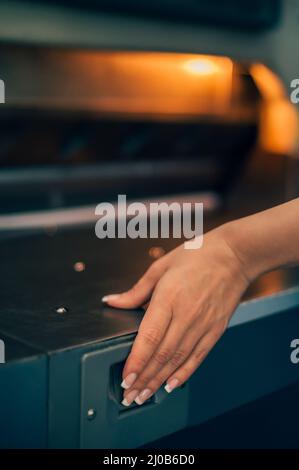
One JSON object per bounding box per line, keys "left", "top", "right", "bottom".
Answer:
{"left": 188, "top": 306, "right": 299, "bottom": 427}
{"left": 0, "top": 355, "right": 47, "bottom": 448}
{"left": 80, "top": 341, "right": 188, "bottom": 448}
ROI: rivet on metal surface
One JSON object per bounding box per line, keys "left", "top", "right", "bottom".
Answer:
{"left": 74, "top": 261, "right": 86, "bottom": 272}
{"left": 55, "top": 307, "right": 68, "bottom": 314}
{"left": 87, "top": 408, "right": 96, "bottom": 420}
{"left": 148, "top": 246, "right": 165, "bottom": 260}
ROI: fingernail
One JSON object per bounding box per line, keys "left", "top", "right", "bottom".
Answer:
{"left": 165, "top": 378, "right": 179, "bottom": 393}
{"left": 102, "top": 294, "right": 120, "bottom": 303}
{"left": 135, "top": 388, "right": 152, "bottom": 405}
{"left": 121, "top": 372, "right": 137, "bottom": 389}
{"left": 121, "top": 389, "right": 139, "bottom": 407}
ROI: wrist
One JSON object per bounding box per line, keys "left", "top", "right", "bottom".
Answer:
{"left": 217, "top": 220, "right": 267, "bottom": 283}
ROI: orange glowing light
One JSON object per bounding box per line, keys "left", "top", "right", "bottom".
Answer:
{"left": 183, "top": 58, "right": 220, "bottom": 75}
{"left": 250, "top": 63, "right": 298, "bottom": 155}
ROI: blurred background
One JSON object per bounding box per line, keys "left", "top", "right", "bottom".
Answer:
{"left": 0, "top": 0, "right": 298, "bottom": 221}
{"left": 1, "top": 0, "right": 299, "bottom": 450}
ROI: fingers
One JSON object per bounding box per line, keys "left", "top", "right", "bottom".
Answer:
{"left": 123, "top": 324, "right": 224, "bottom": 406}
{"left": 164, "top": 327, "right": 224, "bottom": 393}
{"left": 122, "top": 314, "right": 208, "bottom": 405}
{"left": 121, "top": 284, "right": 173, "bottom": 391}
{"left": 102, "top": 257, "right": 169, "bottom": 309}
{"left": 123, "top": 318, "right": 193, "bottom": 404}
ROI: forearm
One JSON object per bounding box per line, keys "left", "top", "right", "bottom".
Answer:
{"left": 222, "top": 198, "right": 299, "bottom": 282}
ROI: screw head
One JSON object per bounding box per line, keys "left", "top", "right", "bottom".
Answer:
{"left": 74, "top": 261, "right": 85, "bottom": 272}
{"left": 87, "top": 408, "right": 96, "bottom": 420}
{"left": 56, "top": 307, "right": 68, "bottom": 314}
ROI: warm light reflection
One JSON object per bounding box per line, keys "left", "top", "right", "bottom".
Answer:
{"left": 245, "top": 270, "right": 288, "bottom": 300}
{"left": 250, "top": 63, "right": 298, "bottom": 155}
{"left": 52, "top": 51, "right": 235, "bottom": 118}
{"left": 183, "top": 58, "right": 220, "bottom": 75}
{"left": 15, "top": 49, "right": 297, "bottom": 153}
{"left": 250, "top": 63, "right": 285, "bottom": 100}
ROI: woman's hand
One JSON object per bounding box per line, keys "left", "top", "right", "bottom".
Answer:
{"left": 103, "top": 225, "right": 250, "bottom": 406}
{"left": 102, "top": 198, "right": 299, "bottom": 406}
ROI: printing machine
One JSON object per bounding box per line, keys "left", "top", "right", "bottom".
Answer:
{"left": 1, "top": 0, "right": 299, "bottom": 449}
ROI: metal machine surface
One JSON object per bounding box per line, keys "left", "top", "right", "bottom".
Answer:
{"left": 0, "top": 0, "right": 299, "bottom": 449}
{"left": 1, "top": 226, "right": 299, "bottom": 448}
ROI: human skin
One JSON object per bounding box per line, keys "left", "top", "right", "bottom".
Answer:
{"left": 102, "top": 198, "right": 299, "bottom": 406}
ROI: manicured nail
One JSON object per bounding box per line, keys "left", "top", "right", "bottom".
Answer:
{"left": 121, "top": 389, "right": 139, "bottom": 407}
{"left": 121, "top": 372, "right": 137, "bottom": 389}
{"left": 102, "top": 294, "right": 120, "bottom": 303}
{"left": 135, "top": 388, "right": 152, "bottom": 405}
{"left": 165, "top": 378, "right": 179, "bottom": 393}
